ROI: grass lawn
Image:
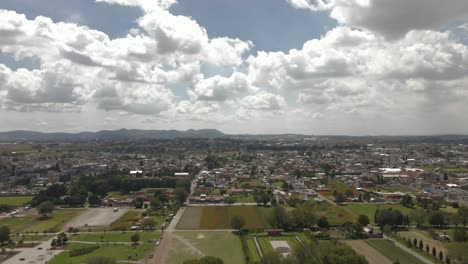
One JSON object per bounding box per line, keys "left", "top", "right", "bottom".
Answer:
{"left": 345, "top": 204, "right": 415, "bottom": 224}
{"left": 244, "top": 236, "right": 261, "bottom": 263}
{"left": 169, "top": 231, "right": 245, "bottom": 264}
{"left": 0, "top": 209, "right": 83, "bottom": 233}
{"left": 70, "top": 231, "right": 161, "bottom": 243}
{"left": 49, "top": 242, "right": 154, "bottom": 264}
{"left": 232, "top": 195, "right": 255, "bottom": 203}
{"left": 199, "top": 206, "right": 271, "bottom": 229}
{"left": 365, "top": 239, "right": 425, "bottom": 264}
{"left": 0, "top": 196, "right": 33, "bottom": 206}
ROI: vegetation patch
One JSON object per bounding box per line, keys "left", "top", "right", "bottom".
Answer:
{"left": 0, "top": 196, "right": 33, "bottom": 206}
{"left": 365, "top": 239, "right": 425, "bottom": 264}
{"left": 109, "top": 210, "right": 141, "bottom": 231}
{"left": 69, "top": 245, "right": 100, "bottom": 257}
{"left": 199, "top": 206, "right": 271, "bottom": 229}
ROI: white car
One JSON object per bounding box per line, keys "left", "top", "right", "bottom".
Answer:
{"left": 156, "top": 241, "right": 160, "bottom": 246}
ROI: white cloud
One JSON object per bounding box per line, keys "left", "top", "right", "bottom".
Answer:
{"left": 288, "top": 0, "right": 468, "bottom": 39}
{"left": 240, "top": 92, "right": 286, "bottom": 111}
{"left": 190, "top": 72, "right": 253, "bottom": 101}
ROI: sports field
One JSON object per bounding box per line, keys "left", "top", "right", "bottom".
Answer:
{"left": 177, "top": 206, "right": 271, "bottom": 230}
{"left": 167, "top": 231, "right": 245, "bottom": 264}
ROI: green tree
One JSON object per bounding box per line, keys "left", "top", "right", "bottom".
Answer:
{"left": 317, "top": 216, "right": 329, "bottom": 228}
{"left": 224, "top": 197, "right": 236, "bottom": 206}
{"left": 175, "top": 187, "right": 188, "bottom": 205}
{"left": 334, "top": 192, "right": 346, "bottom": 204}
{"left": 269, "top": 206, "right": 291, "bottom": 229}
{"left": 142, "top": 218, "right": 156, "bottom": 230}
{"left": 130, "top": 233, "right": 140, "bottom": 244}
{"left": 37, "top": 201, "right": 54, "bottom": 217}
{"left": 230, "top": 215, "right": 246, "bottom": 232}
{"left": 0, "top": 226, "right": 10, "bottom": 245}
{"left": 88, "top": 193, "right": 101, "bottom": 206}
{"left": 429, "top": 211, "right": 445, "bottom": 227}
{"left": 357, "top": 215, "right": 370, "bottom": 226}
{"left": 410, "top": 208, "right": 426, "bottom": 228}
{"left": 458, "top": 206, "right": 468, "bottom": 227}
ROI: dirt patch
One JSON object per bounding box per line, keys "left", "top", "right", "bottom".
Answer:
{"left": 344, "top": 240, "right": 392, "bottom": 264}
{"left": 176, "top": 207, "right": 201, "bottom": 230}
{"left": 0, "top": 251, "right": 20, "bottom": 263}
{"left": 196, "top": 234, "right": 205, "bottom": 239}
{"left": 62, "top": 208, "right": 128, "bottom": 230}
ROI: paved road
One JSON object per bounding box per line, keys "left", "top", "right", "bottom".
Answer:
{"left": 149, "top": 207, "right": 185, "bottom": 264}
{"left": 383, "top": 235, "right": 432, "bottom": 264}
{"left": 4, "top": 238, "right": 62, "bottom": 264}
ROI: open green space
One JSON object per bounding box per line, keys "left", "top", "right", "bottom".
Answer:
{"left": 49, "top": 241, "right": 154, "bottom": 264}
{"left": 109, "top": 210, "right": 141, "bottom": 231}
{"left": 200, "top": 206, "right": 271, "bottom": 229}
{"left": 345, "top": 204, "right": 415, "bottom": 224}
{"left": 231, "top": 194, "right": 255, "bottom": 203}
{"left": 70, "top": 231, "right": 161, "bottom": 243}
{"left": 0, "top": 209, "right": 83, "bottom": 233}
{"left": 168, "top": 231, "right": 245, "bottom": 264}
{"left": 314, "top": 203, "right": 357, "bottom": 225}
{"left": 0, "top": 196, "right": 33, "bottom": 206}
{"left": 256, "top": 235, "right": 299, "bottom": 256}
{"left": 365, "top": 239, "right": 425, "bottom": 264}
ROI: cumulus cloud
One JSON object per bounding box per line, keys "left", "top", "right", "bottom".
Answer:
{"left": 190, "top": 72, "right": 254, "bottom": 101}
{"left": 240, "top": 92, "right": 286, "bottom": 111}
{"left": 288, "top": 0, "right": 468, "bottom": 39}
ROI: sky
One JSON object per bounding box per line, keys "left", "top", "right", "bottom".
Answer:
{"left": 0, "top": 0, "right": 468, "bottom": 135}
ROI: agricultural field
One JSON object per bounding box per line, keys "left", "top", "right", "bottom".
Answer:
{"left": 365, "top": 239, "right": 426, "bottom": 264}
{"left": 177, "top": 206, "right": 271, "bottom": 230}
{"left": 345, "top": 204, "right": 415, "bottom": 224}
{"left": 0, "top": 196, "right": 33, "bottom": 206}
{"left": 167, "top": 231, "right": 245, "bottom": 264}
{"left": 0, "top": 143, "right": 35, "bottom": 153}
{"left": 0, "top": 209, "right": 83, "bottom": 233}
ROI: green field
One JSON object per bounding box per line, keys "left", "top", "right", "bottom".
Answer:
{"left": 109, "top": 210, "right": 141, "bottom": 231}
{"left": 345, "top": 204, "right": 415, "bottom": 224}
{"left": 231, "top": 194, "right": 255, "bottom": 203}
{"left": 199, "top": 206, "right": 271, "bottom": 229}
{"left": 365, "top": 239, "right": 425, "bottom": 264}
{"left": 0, "top": 196, "right": 33, "bottom": 206}
{"left": 70, "top": 231, "right": 161, "bottom": 243}
{"left": 168, "top": 231, "right": 245, "bottom": 264}
{"left": 0, "top": 209, "right": 83, "bottom": 233}
{"left": 314, "top": 203, "right": 357, "bottom": 225}
{"left": 256, "top": 235, "right": 300, "bottom": 256}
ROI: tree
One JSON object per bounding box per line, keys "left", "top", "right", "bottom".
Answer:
{"left": 357, "top": 215, "right": 370, "bottom": 226}
{"left": 270, "top": 197, "right": 277, "bottom": 206}
{"left": 458, "top": 206, "right": 468, "bottom": 227}
{"left": 453, "top": 228, "right": 467, "bottom": 242}
{"left": 150, "top": 197, "right": 162, "bottom": 209}
{"left": 426, "top": 244, "right": 429, "bottom": 254}
{"left": 287, "top": 195, "right": 303, "bottom": 207}
{"left": 0, "top": 226, "right": 10, "bottom": 245}
{"left": 224, "top": 197, "right": 236, "bottom": 206}
{"left": 317, "top": 216, "right": 329, "bottom": 228}
{"left": 85, "top": 256, "right": 117, "bottom": 264}
{"left": 175, "top": 187, "right": 188, "bottom": 205}
{"left": 37, "top": 201, "right": 54, "bottom": 217}
{"left": 230, "top": 216, "right": 246, "bottom": 232}
{"left": 418, "top": 240, "right": 423, "bottom": 251}
{"left": 142, "top": 218, "right": 155, "bottom": 230}
{"left": 88, "top": 193, "right": 101, "bottom": 206}
{"left": 400, "top": 195, "right": 413, "bottom": 208}
{"left": 429, "top": 212, "right": 445, "bottom": 227}
{"left": 439, "top": 251, "right": 443, "bottom": 262}
{"left": 334, "top": 192, "right": 346, "bottom": 204}
{"left": 269, "top": 206, "right": 291, "bottom": 229}
{"left": 410, "top": 208, "right": 426, "bottom": 228}
{"left": 130, "top": 233, "right": 140, "bottom": 244}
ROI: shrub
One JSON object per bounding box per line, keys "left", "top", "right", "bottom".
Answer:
{"left": 69, "top": 246, "right": 100, "bottom": 257}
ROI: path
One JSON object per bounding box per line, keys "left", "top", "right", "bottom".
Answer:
{"left": 149, "top": 207, "right": 185, "bottom": 264}
{"left": 172, "top": 234, "right": 205, "bottom": 257}
{"left": 344, "top": 240, "right": 392, "bottom": 264}
{"left": 384, "top": 235, "right": 433, "bottom": 264}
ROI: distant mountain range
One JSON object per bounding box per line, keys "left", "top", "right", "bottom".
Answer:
{"left": 0, "top": 129, "right": 225, "bottom": 141}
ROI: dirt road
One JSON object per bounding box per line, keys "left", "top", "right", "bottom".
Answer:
{"left": 344, "top": 240, "right": 392, "bottom": 264}
{"left": 62, "top": 207, "right": 128, "bottom": 231}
